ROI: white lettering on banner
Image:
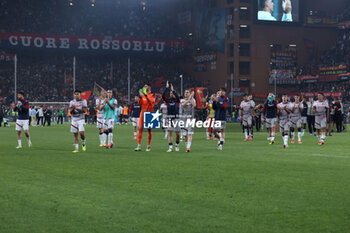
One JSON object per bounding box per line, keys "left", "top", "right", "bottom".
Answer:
{"left": 3, "top": 33, "right": 186, "bottom": 53}
{"left": 33, "top": 37, "right": 44, "bottom": 47}
{"left": 121, "top": 41, "right": 131, "bottom": 50}
{"left": 90, "top": 39, "right": 100, "bottom": 49}
{"left": 112, "top": 40, "right": 120, "bottom": 50}
{"left": 20, "top": 36, "right": 32, "bottom": 47}
{"left": 9, "top": 36, "right": 18, "bottom": 45}
{"left": 144, "top": 41, "right": 154, "bottom": 52}
{"left": 132, "top": 41, "right": 142, "bottom": 51}
{"left": 46, "top": 38, "right": 57, "bottom": 48}
{"left": 102, "top": 40, "right": 110, "bottom": 50}
{"left": 59, "top": 38, "right": 70, "bottom": 48}
{"left": 155, "top": 42, "right": 165, "bottom": 52}
{"left": 78, "top": 38, "right": 89, "bottom": 49}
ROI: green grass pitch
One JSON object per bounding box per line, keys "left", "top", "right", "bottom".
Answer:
{"left": 0, "top": 123, "right": 349, "bottom": 233}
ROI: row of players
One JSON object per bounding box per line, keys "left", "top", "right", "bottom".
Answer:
{"left": 12, "top": 83, "right": 229, "bottom": 152}
{"left": 239, "top": 92, "right": 330, "bottom": 148}
{"left": 12, "top": 86, "right": 329, "bottom": 151}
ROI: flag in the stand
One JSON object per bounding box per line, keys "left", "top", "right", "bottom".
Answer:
{"left": 93, "top": 82, "right": 105, "bottom": 96}
{"left": 153, "top": 77, "right": 165, "bottom": 88}
{"left": 155, "top": 93, "right": 163, "bottom": 105}
{"left": 81, "top": 91, "right": 92, "bottom": 102}
{"left": 66, "top": 73, "right": 73, "bottom": 84}
{"left": 304, "top": 38, "right": 315, "bottom": 61}
{"left": 195, "top": 87, "right": 208, "bottom": 109}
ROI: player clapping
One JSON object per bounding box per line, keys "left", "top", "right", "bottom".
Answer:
{"left": 312, "top": 92, "right": 329, "bottom": 145}
{"left": 69, "top": 90, "right": 88, "bottom": 153}
{"left": 277, "top": 94, "right": 291, "bottom": 148}
{"left": 13, "top": 91, "right": 32, "bottom": 149}
{"left": 240, "top": 94, "right": 255, "bottom": 141}
{"left": 181, "top": 89, "right": 196, "bottom": 152}
{"left": 288, "top": 95, "right": 303, "bottom": 144}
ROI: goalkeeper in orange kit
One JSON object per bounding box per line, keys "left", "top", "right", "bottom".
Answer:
{"left": 134, "top": 84, "right": 155, "bottom": 152}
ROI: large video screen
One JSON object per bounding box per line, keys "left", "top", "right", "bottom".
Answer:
{"left": 256, "top": 0, "right": 300, "bottom": 23}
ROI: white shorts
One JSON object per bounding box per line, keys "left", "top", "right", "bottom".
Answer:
{"left": 71, "top": 120, "right": 85, "bottom": 133}
{"left": 289, "top": 116, "right": 302, "bottom": 128}
{"left": 315, "top": 116, "right": 327, "bottom": 129}
{"left": 16, "top": 119, "right": 29, "bottom": 131}
{"left": 301, "top": 116, "right": 307, "bottom": 124}
{"left": 279, "top": 119, "right": 290, "bottom": 132}
{"left": 104, "top": 118, "right": 115, "bottom": 130}
{"left": 131, "top": 117, "right": 139, "bottom": 127}
{"left": 213, "top": 120, "right": 226, "bottom": 130}
{"left": 242, "top": 115, "right": 252, "bottom": 126}
{"left": 265, "top": 118, "right": 277, "bottom": 128}
{"left": 96, "top": 117, "right": 104, "bottom": 129}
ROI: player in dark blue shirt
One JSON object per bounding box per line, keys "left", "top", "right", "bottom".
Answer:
{"left": 12, "top": 91, "right": 32, "bottom": 149}
{"left": 263, "top": 93, "right": 278, "bottom": 144}
{"left": 130, "top": 96, "right": 142, "bottom": 139}
{"left": 213, "top": 88, "right": 229, "bottom": 151}
{"left": 162, "top": 81, "right": 181, "bottom": 152}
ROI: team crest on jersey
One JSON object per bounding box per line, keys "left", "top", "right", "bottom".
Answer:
{"left": 143, "top": 111, "right": 161, "bottom": 129}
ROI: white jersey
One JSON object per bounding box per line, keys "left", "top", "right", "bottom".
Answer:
{"left": 288, "top": 102, "right": 303, "bottom": 117}
{"left": 95, "top": 98, "right": 105, "bottom": 119}
{"left": 240, "top": 100, "right": 255, "bottom": 116}
{"left": 180, "top": 99, "right": 195, "bottom": 118}
{"left": 69, "top": 99, "right": 87, "bottom": 121}
{"left": 313, "top": 100, "right": 329, "bottom": 117}
{"left": 277, "top": 102, "right": 290, "bottom": 120}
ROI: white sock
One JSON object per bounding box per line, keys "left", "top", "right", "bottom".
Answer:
{"left": 18, "top": 140, "right": 22, "bottom": 147}
{"left": 74, "top": 144, "right": 79, "bottom": 151}
{"left": 82, "top": 139, "right": 86, "bottom": 146}
{"left": 271, "top": 136, "right": 275, "bottom": 141}
{"left": 187, "top": 142, "right": 191, "bottom": 149}
{"left": 283, "top": 135, "right": 288, "bottom": 145}
{"left": 169, "top": 144, "right": 173, "bottom": 149}
{"left": 298, "top": 132, "right": 302, "bottom": 141}
{"left": 175, "top": 143, "right": 179, "bottom": 148}
{"left": 103, "top": 133, "right": 107, "bottom": 144}
{"left": 206, "top": 131, "right": 209, "bottom": 137}
{"left": 291, "top": 132, "right": 295, "bottom": 140}
{"left": 134, "top": 131, "right": 137, "bottom": 137}
{"left": 108, "top": 133, "right": 113, "bottom": 144}
{"left": 244, "top": 129, "right": 248, "bottom": 139}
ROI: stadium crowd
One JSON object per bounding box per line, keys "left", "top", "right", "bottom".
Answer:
{"left": 0, "top": 0, "right": 183, "bottom": 39}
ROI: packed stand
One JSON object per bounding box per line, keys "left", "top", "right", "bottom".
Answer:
{"left": 0, "top": 0, "right": 184, "bottom": 39}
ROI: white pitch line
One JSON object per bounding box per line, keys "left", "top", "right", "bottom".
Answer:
{"left": 311, "top": 154, "right": 350, "bottom": 159}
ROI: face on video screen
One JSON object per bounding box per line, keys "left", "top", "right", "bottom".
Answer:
{"left": 257, "top": 0, "right": 300, "bottom": 23}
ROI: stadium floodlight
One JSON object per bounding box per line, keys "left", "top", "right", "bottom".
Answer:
{"left": 240, "top": 7, "right": 248, "bottom": 10}
{"left": 240, "top": 25, "right": 248, "bottom": 28}
{"left": 289, "top": 44, "right": 297, "bottom": 47}
{"left": 188, "top": 32, "right": 193, "bottom": 36}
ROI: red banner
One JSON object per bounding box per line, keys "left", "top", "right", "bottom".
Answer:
{"left": 0, "top": 53, "right": 14, "bottom": 61}
{"left": 301, "top": 92, "right": 342, "bottom": 98}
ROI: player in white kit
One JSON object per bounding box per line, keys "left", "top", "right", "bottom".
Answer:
{"left": 69, "top": 90, "right": 88, "bottom": 153}
{"left": 312, "top": 92, "right": 329, "bottom": 145}
{"left": 240, "top": 94, "right": 255, "bottom": 141}
{"left": 181, "top": 89, "right": 196, "bottom": 152}
{"left": 96, "top": 90, "right": 107, "bottom": 147}
{"left": 288, "top": 95, "right": 303, "bottom": 144}
{"left": 277, "top": 94, "right": 291, "bottom": 148}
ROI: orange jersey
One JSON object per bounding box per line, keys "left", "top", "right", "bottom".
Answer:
{"left": 138, "top": 93, "right": 155, "bottom": 112}
{"left": 123, "top": 106, "right": 128, "bottom": 115}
